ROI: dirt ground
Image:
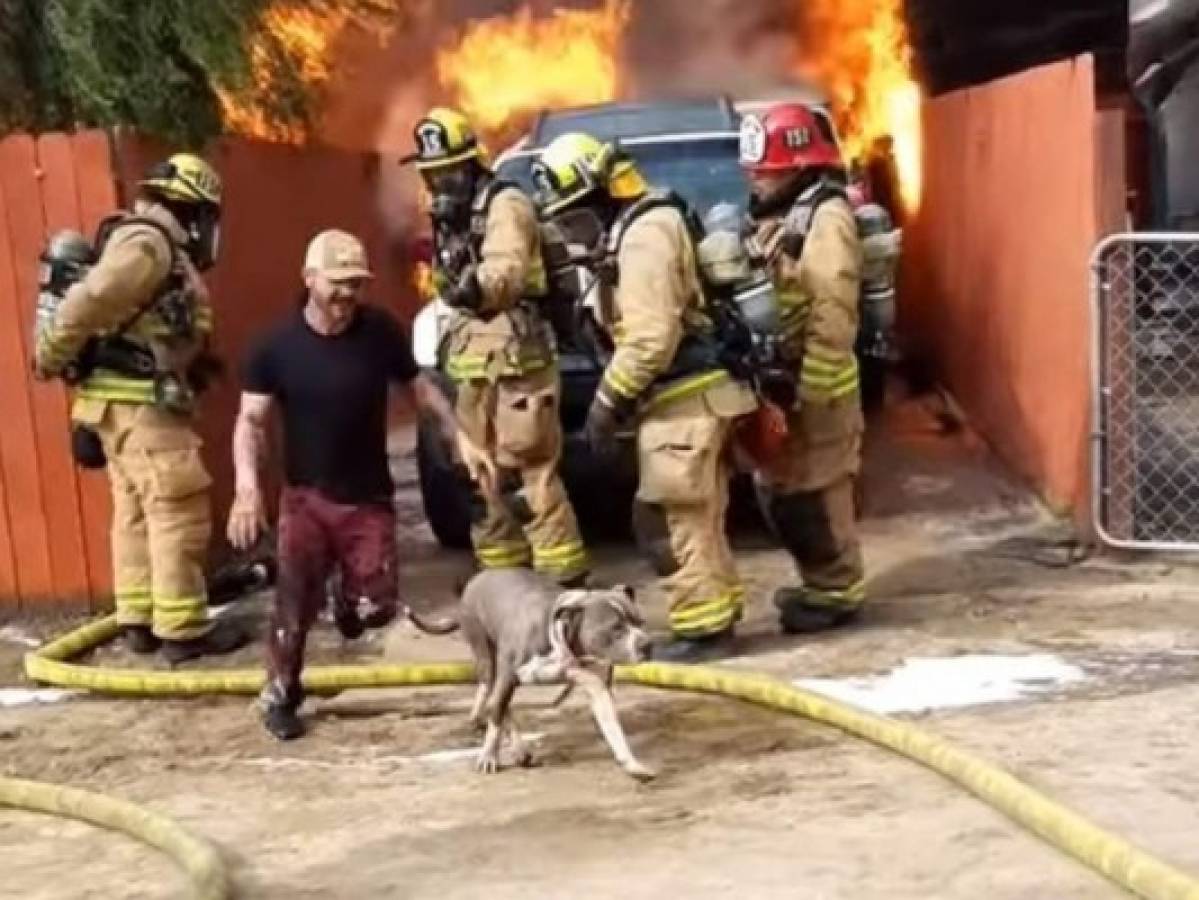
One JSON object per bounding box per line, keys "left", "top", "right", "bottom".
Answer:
{"left": 4, "top": 386, "right": 1199, "bottom": 899}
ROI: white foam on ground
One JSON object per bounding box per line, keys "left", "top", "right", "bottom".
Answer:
{"left": 0, "top": 688, "right": 81, "bottom": 708}
{"left": 797, "top": 654, "right": 1086, "bottom": 715}
{"left": 0, "top": 626, "right": 40, "bottom": 648}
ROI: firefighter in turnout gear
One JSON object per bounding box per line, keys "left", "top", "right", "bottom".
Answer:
{"left": 405, "top": 107, "right": 588, "bottom": 585}
{"left": 33, "top": 153, "right": 248, "bottom": 662}
{"left": 533, "top": 132, "right": 758, "bottom": 663}
{"left": 740, "top": 103, "right": 867, "bottom": 633}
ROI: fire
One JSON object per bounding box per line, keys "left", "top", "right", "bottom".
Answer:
{"left": 413, "top": 260, "right": 435, "bottom": 301}
{"left": 793, "top": 0, "right": 923, "bottom": 213}
{"left": 220, "top": 3, "right": 396, "bottom": 142}
{"left": 435, "top": 0, "right": 630, "bottom": 144}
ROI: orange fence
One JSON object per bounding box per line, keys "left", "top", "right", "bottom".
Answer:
{"left": 900, "top": 56, "right": 1108, "bottom": 524}
{"left": 0, "top": 130, "right": 417, "bottom": 611}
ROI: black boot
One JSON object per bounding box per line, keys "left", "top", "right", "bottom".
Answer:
{"left": 262, "top": 703, "right": 305, "bottom": 741}
{"left": 160, "top": 619, "right": 251, "bottom": 665}
{"left": 331, "top": 602, "right": 365, "bottom": 640}
{"left": 774, "top": 587, "right": 860, "bottom": 635}
{"left": 652, "top": 627, "right": 736, "bottom": 664}
{"left": 123, "top": 625, "right": 160, "bottom": 655}
{"left": 260, "top": 680, "right": 305, "bottom": 741}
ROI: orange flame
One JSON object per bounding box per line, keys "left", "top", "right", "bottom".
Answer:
{"left": 220, "top": 4, "right": 394, "bottom": 142}
{"left": 413, "top": 260, "right": 436, "bottom": 301}
{"left": 435, "top": 0, "right": 630, "bottom": 145}
{"left": 794, "top": 0, "right": 922, "bottom": 213}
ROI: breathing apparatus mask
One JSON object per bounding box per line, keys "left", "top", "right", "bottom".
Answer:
{"left": 162, "top": 199, "right": 221, "bottom": 272}
{"left": 422, "top": 162, "right": 480, "bottom": 231}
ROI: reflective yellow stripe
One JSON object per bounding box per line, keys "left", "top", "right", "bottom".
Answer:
{"left": 446, "top": 355, "right": 489, "bottom": 381}
{"left": 534, "top": 548, "right": 589, "bottom": 579}
{"left": 154, "top": 595, "right": 208, "bottom": 610}
{"left": 800, "top": 354, "right": 858, "bottom": 400}
{"left": 804, "top": 579, "right": 867, "bottom": 608}
{"left": 476, "top": 543, "right": 532, "bottom": 568}
{"left": 447, "top": 351, "right": 552, "bottom": 382}
{"left": 37, "top": 332, "right": 76, "bottom": 371}
{"left": 525, "top": 257, "right": 548, "bottom": 297}
{"left": 533, "top": 541, "right": 588, "bottom": 561}
{"left": 115, "top": 592, "right": 152, "bottom": 613}
{"left": 77, "top": 371, "right": 157, "bottom": 405}
{"left": 645, "top": 369, "right": 730, "bottom": 411}
{"left": 603, "top": 365, "right": 640, "bottom": 399}
{"left": 670, "top": 590, "right": 740, "bottom": 637}
{"left": 777, "top": 291, "right": 810, "bottom": 308}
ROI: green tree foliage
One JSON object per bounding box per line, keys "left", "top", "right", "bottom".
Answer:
{"left": 0, "top": 0, "right": 395, "bottom": 143}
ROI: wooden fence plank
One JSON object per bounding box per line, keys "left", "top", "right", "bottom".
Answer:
{"left": 32, "top": 132, "right": 92, "bottom": 606}
{"left": 71, "top": 131, "right": 120, "bottom": 607}
{"left": 0, "top": 135, "right": 54, "bottom": 604}
{"left": 0, "top": 173, "right": 20, "bottom": 608}
{"left": 69, "top": 130, "right": 119, "bottom": 608}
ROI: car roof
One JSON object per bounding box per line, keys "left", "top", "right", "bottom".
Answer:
{"left": 527, "top": 97, "right": 739, "bottom": 146}
{"left": 492, "top": 90, "right": 845, "bottom": 172}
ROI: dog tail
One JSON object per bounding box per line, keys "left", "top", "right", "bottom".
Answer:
{"left": 405, "top": 608, "right": 461, "bottom": 635}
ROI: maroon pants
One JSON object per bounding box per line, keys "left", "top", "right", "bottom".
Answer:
{"left": 264, "top": 486, "right": 398, "bottom": 706}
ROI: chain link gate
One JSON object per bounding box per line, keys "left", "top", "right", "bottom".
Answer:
{"left": 1092, "top": 233, "right": 1199, "bottom": 549}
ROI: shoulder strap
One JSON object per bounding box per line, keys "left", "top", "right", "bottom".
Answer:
{"left": 605, "top": 188, "right": 700, "bottom": 258}
{"left": 470, "top": 178, "right": 521, "bottom": 242}
{"left": 779, "top": 179, "right": 848, "bottom": 259}
{"left": 94, "top": 213, "right": 184, "bottom": 339}
{"left": 96, "top": 213, "right": 180, "bottom": 270}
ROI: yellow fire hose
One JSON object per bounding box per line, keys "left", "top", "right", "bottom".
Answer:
{"left": 0, "top": 776, "right": 228, "bottom": 900}
{"left": 12, "top": 613, "right": 1199, "bottom": 900}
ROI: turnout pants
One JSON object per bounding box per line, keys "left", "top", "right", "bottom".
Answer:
{"left": 456, "top": 368, "right": 588, "bottom": 583}
{"left": 634, "top": 390, "right": 745, "bottom": 640}
{"left": 81, "top": 401, "right": 213, "bottom": 641}
{"left": 758, "top": 397, "right": 866, "bottom": 613}
{"left": 264, "top": 487, "right": 399, "bottom": 707}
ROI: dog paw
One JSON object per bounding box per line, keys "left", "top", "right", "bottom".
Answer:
{"left": 513, "top": 749, "right": 537, "bottom": 769}
{"left": 475, "top": 752, "right": 500, "bottom": 775}
{"left": 622, "top": 759, "right": 657, "bottom": 782}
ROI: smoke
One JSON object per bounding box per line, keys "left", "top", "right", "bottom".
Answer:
{"left": 327, "top": 0, "right": 819, "bottom": 243}
{"left": 624, "top": 0, "right": 804, "bottom": 101}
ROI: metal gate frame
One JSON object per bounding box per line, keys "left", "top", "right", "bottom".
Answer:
{"left": 1091, "top": 231, "right": 1199, "bottom": 551}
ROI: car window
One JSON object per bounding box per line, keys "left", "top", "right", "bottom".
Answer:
{"left": 497, "top": 137, "right": 748, "bottom": 218}
{"left": 534, "top": 102, "right": 736, "bottom": 144}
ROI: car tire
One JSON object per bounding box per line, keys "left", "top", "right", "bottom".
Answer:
{"left": 416, "top": 415, "right": 473, "bottom": 550}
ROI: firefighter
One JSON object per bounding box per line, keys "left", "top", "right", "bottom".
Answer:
{"left": 739, "top": 103, "right": 867, "bottom": 633}
{"left": 532, "top": 132, "right": 758, "bottom": 662}
{"left": 33, "top": 153, "right": 247, "bottom": 662}
{"left": 403, "top": 107, "right": 589, "bottom": 586}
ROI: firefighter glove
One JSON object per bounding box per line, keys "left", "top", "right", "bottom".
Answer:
{"left": 444, "top": 264, "right": 482, "bottom": 311}
{"left": 584, "top": 392, "right": 632, "bottom": 462}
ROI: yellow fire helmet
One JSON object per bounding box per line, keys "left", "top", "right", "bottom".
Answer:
{"left": 139, "top": 152, "right": 222, "bottom": 207}
{"left": 403, "top": 106, "right": 489, "bottom": 170}
{"left": 531, "top": 132, "right": 647, "bottom": 215}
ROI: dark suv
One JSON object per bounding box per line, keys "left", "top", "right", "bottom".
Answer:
{"left": 410, "top": 97, "right": 890, "bottom": 548}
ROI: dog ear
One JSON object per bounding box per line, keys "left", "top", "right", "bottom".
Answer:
{"left": 608, "top": 589, "right": 645, "bottom": 626}
{"left": 555, "top": 589, "right": 591, "bottom": 613}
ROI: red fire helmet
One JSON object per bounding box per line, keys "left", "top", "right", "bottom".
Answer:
{"left": 739, "top": 103, "right": 844, "bottom": 174}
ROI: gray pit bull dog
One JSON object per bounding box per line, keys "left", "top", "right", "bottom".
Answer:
{"left": 456, "top": 568, "right": 656, "bottom": 781}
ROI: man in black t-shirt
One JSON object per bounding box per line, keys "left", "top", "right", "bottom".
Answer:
{"left": 228, "top": 229, "right": 493, "bottom": 741}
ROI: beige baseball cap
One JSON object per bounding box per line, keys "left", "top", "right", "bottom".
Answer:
{"left": 304, "top": 229, "right": 373, "bottom": 280}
